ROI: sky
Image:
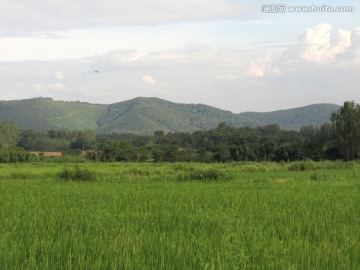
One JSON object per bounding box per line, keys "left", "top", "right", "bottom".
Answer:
{"left": 0, "top": 0, "right": 359, "bottom": 113}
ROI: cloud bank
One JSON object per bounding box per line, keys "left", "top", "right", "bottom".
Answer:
{"left": 1, "top": 24, "right": 359, "bottom": 112}
{"left": 0, "top": 0, "right": 254, "bottom": 34}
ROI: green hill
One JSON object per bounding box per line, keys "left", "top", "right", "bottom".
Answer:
{"left": 0, "top": 98, "right": 107, "bottom": 131}
{"left": 97, "top": 97, "right": 249, "bottom": 134}
{"left": 241, "top": 103, "right": 341, "bottom": 130}
{"left": 0, "top": 97, "right": 340, "bottom": 134}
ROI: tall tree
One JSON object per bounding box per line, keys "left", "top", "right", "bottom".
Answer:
{"left": 0, "top": 120, "right": 21, "bottom": 148}
{"left": 331, "top": 101, "right": 360, "bottom": 160}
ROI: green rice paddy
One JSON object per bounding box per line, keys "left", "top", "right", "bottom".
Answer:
{"left": 0, "top": 161, "right": 359, "bottom": 269}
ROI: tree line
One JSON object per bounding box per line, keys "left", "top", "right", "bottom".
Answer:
{"left": 0, "top": 101, "right": 359, "bottom": 163}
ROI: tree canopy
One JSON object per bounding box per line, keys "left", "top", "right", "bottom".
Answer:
{"left": 331, "top": 101, "right": 360, "bottom": 160}
{"left": 1, "top": 100, "right": 360, "bottom": 163}
{"left": 0, "top": 120, "right": 21, "bottom": 147}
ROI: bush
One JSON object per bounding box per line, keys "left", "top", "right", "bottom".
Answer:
{"left": 63, "top": 149, "right": 83, "bottom": 156}
{"left": 58, "top": 166, "right": 97, "bottom": 182}
{"left": 0, "top": 146, "right": 30, "bottom": 163}
{"left": 310, "top": 172, "right": 326, "bottom": 181}
{"left": 253, "top": 178, "right": 270, "bottom": 183}
{"left": 124, "top": 168, "right": 151, "bottom": 176}
{"left": 288, "top": 161, "right": 319, "bottom": 171}
{"left": 8, "top": 171, "right": 33, "bottom": 180}
{"left": 324, "top": 160, "right": 354, "bottom": 170}
{"left": 177, "top": 168, "right": 233, "bottom": 182}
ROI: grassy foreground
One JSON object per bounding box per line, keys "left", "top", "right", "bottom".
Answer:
{"left": 0, "top": 161, "right": 359, "bottom": 269}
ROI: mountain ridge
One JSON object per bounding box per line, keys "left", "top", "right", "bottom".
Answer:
{"left": 0, "top": 97, "right": 340, "bottom": 134}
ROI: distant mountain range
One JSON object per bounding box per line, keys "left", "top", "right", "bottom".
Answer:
{"left": 0, "top": 97, "right": 340, "bottom": 135}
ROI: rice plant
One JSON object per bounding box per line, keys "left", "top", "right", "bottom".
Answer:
{"left": 0, "top": 161, "right": 359, "bottom": 269}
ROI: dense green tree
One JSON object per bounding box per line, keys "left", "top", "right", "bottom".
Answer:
{"left": 176, "top": 148, "right": 198, "bottom": 162}
{"left": 319, "top": 123, "right": 339, "bottom": 160}
{"left": 97, "top": 141, "right": 134, "bottom": 162}
{"left": 152, "top": 144, "right": 179, "bottom": 162}
{"left": 331, "top": 101, "right": 360, "bottom": 160}
{"left": 70, "top": 130, "right": 96, "bottom": 150}
{"left": 134, "top": 147, "right": 151, "bottom": 162}
{"left": 300, "top": 126, "right": 323, "bottom": 160}
{"left": 0, "top": 120, "right": 21, "bottom": 147}
{"left": 17, "top": 129, "right": 46, "bottom": 150}
{"left": 213, "top": 143, "right": 231, "bottom": 162}
{"left": 1, "top": 115, "right": 352, "bottom": 163}
{"left": 0, "top": 146, "right": 30, "bottom": 163}
{"left": 260, "top": 139, "right": 277, "bottom": 161}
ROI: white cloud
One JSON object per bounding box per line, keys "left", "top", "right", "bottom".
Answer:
{"left": 245, "top": 54, "right": 272, "bottom": 77}
{"left": 55, "top": 71, "right": 64, "bottom": 80}
{"left": 275, "top": 24, "right": 359, "bottom": 74}
{"left": 246, "top": 65, "right": 264, "bottom": 77}
{"left": 345, "top": 27, "right": 360, "bottom": 63}
{"left": 0, "top": 0, "right": 254, "bottom": 34}
{"left": 96, "top": 50, "right": 143, "bottom": 65}
{"left": 33, "top": 83, "right": 66, "bottom": 91}
{"left": 92, "top": 46, "right": 248, "bottom": 71}
{"left": 141, "top": 75, "right": 156, "bottom": 85}
{"left": 1, "top": 23, "right": 360, "bottom": 113}
{"left": 216, "top": 74, "right": 237, "bottom": 80}
{"left": 332, "top": 29, "right": 352, "bottom": 55}
{"left": 301, "top": 24, "right": 352, "bottom": 64}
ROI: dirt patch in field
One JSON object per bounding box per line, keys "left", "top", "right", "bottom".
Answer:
{"left": 30, "top": 152, "right": 62, "bottom": 157}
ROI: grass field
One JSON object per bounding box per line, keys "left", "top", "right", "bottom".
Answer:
{"left": 0, "top": 161, "right": 359, "bottom": 269}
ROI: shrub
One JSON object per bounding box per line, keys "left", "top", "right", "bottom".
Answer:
{"left": 177, "top": 168, "right": 233, "bottom": 182}
{"left": 58, "top": 166, "right": 97, "bottom": 182}
{"left": 124, "top": 168, "right": 151, "bottom": 176}
{"left": 63, "top": 149, "right": 83, "bottom": 156}
{"left": 8, "top": 171, "right": 33, "bottom": 180}
{"left": 310, "top": 172, "right": 326, "bottom": 181}
{"left": 288, "top": 161, "right": 318, "bottom": 171}
{"left": 324, "top": 160, "right": 354, "bottom": 170}
{"left": 0, "top": 146, "right": 30, "bottom": 163}
{"left": 253, "top": 178, "right": 270, "bottom": 183}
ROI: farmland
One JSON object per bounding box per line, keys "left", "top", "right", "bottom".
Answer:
{"left": 0, "top": 161, "right": 359, "bottom": 269}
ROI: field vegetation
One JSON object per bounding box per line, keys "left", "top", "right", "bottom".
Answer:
{"left": 1, "top": 161, "right": 359, "bottom": 269}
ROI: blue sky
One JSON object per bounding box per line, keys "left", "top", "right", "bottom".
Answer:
{"left": 0, "top": 0, "right": 359, "bottom": 112}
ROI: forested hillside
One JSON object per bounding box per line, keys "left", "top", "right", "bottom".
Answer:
{"left": 0, "top": 100, "right": 359, "bottom": 162}
{"left": 0, "top": 97, "right": 339, "bottom": 134}
{"left": 0, "top": 98, "right": 107, "bottom": 131}
{"left": 242, "top": 103, "right": 340, "bottom": 130}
